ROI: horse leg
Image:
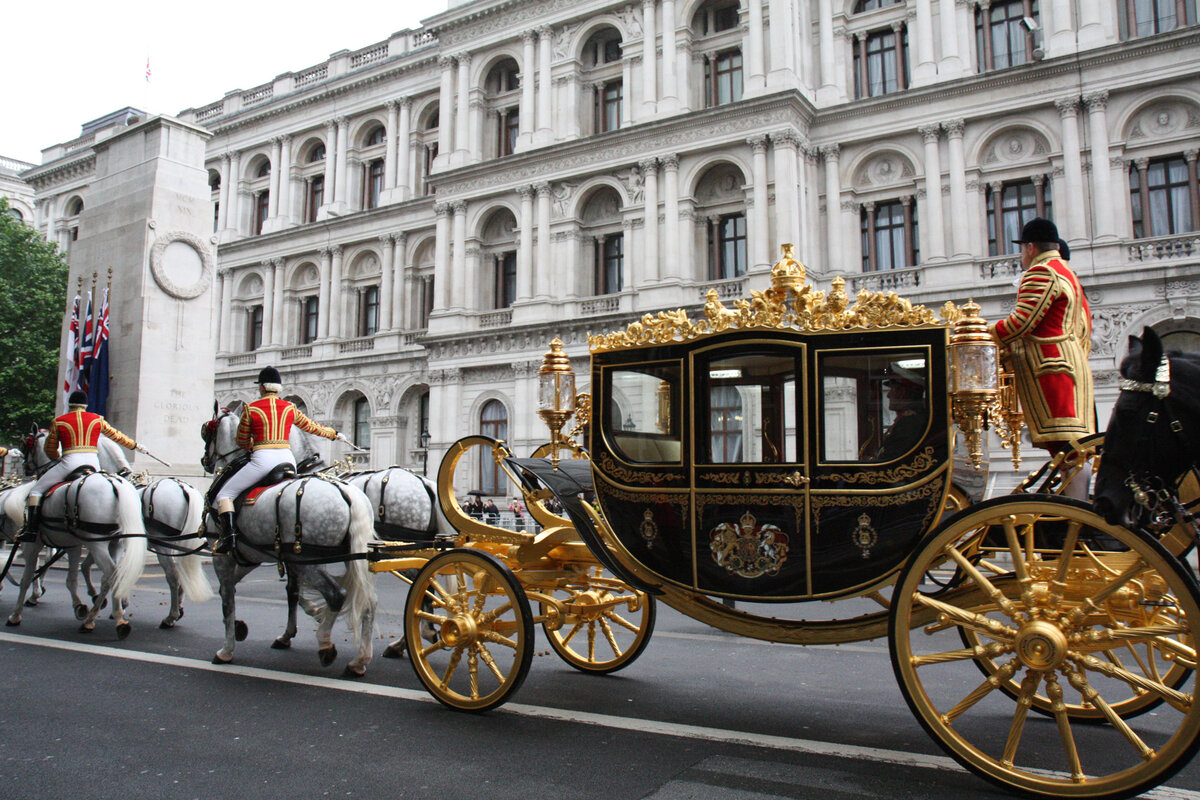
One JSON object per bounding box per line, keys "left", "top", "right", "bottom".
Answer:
{"left": 291, "top": 565, "right": 343, "bottom": 667}
{"left": 344, "top": 592, "right": 375, "bottom": 679}
{"left": 81, "top": 551, "right": 102, "bottom": 607}
{"left": 271, "top": 566, "right": 300, "bottom": 649}
{"left": 159, "top": 553, "right": 184, "bottom": 629}
{"left": 6, "top": 542, "right": 44, "bottom": 626}
{"left": 64, "top": 548, "right": 89, "bottom": 620}
{"left": 212, "top": 557, "right": 253, "bottom": 664}
{"left": 80, "top": 545, "right": 121, "bottom": 635}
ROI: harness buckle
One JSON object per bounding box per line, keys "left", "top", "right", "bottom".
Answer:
{"left": 1171, "top": 420, "right": 1184, "bottom": 433}
{"left": 1147, "top": 411, "right": 1159, "bottom": 424}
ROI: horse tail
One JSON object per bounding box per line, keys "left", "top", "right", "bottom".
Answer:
{"left": 111, "top": 478, "right": 147, "bottom": 602}
{"left": 341, "top": 486, "right": 377, "bottom": 640}
{"left": 173, "top": 481, "right": 214, "bottom": 603}
{"left": 3, "top": 482, "right": 34, "bottom": 527}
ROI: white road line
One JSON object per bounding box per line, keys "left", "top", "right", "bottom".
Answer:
{"left": 2, "top": 631, "right": 1198, "bottom": 799}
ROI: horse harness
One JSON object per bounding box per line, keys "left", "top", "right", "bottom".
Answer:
{"left": 143, "top": 477, "right": 209, "bottom": 558}
{"left": 360, "top": 468, "right": 440, "bottom": 542}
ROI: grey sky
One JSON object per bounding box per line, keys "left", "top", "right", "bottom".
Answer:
{"left": 4, "top": 0, "right": 447, "bottom": 164}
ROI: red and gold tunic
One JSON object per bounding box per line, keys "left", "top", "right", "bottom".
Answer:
{"left": 236, "top": 394, "right": 336, "bottom": 451}
{"left": 44, "top": 409, "right": 136, "bottom": 459}
{"left": 990, "top": 250, "right": 1095, "bottom": 447}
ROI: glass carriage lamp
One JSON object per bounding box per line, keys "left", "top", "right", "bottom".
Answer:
{"left": 538, "top": 337, "right": 576, "bottom": 469}
{"left": 948, "top": 299, "right": 999, "bottom": 470}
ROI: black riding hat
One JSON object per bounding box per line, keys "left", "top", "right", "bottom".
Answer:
{"left": 1013, "top": 217, "right": 1058, "bottom": 244}
{"left": 68, "top": 391, "right": 88, "bottom": 406}
{"left": 257, "top": 366, "right": 282, "bottom": 385}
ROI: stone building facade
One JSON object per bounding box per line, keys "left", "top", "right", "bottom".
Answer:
{"left": 17, "top": 0, "right": 1200, "bottom": 496}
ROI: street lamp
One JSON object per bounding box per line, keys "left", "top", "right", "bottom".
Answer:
{"left": 538, "top": 337, "right": 576, "bottom": 470}
{"left": 419, "top": 428, "right": 431, "bottom": 476}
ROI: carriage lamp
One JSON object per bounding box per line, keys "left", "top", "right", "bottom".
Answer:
{"left": 538, "top": 337, "right": 577, "bottom": 469}
{"left": 948, "top": 299, "right": 999, "bottom": 470}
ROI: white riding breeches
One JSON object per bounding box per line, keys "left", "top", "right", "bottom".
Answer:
{"left": 31, "top": 452, "right": 100, "bottom": 499}
{"left": 217, "top": 448, "right": 296, "bottom": 502}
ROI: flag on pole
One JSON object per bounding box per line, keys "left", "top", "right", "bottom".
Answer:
{"left": 78, "top": 291, "right": 94, "bottom": 394}
{"left": 146, "top": 57, "right": 151, "bottom": 83}
{"left": 88, "top": 288, "right": 111, "bottom": 415}
{"left": 63, "top": 295, "right": 80, "bottom": 405}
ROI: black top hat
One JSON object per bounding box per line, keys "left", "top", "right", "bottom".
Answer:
{"left": 68, "top": 391, "right": 88, "bottom": 406}
{"left": 257, "top": 366, "right": 282, "bottom": 385}
{"left": 1056, "top": 238, "right": 1070, "bottom": 260}
{"left": 885, "top": 364, "right": 926, "bottom": 389}
{"left": 1013, "top": 217, "right": 1059, "bottom": 244}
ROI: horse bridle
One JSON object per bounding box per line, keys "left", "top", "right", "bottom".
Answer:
{"left": 23, "top": 431, "right": 53, "bottom": 479}
{"left": 201, "top": 410, "right": 242, "bottom": 474}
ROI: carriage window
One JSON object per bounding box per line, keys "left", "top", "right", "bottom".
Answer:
{"left": 702, "top": 353, "right": 797, "bottom": 464}
{"left": 607, "top": 365, "right": 681, "bottom": 463}
{"left": 820, "top": 351, "right": 928, "bottom": 463}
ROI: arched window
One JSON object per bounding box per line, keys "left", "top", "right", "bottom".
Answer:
{"left": 308, "top": 144, "right": 326, "bottom": 163}
{"left": 353, "top": 397, "right": 371, "bottom": 449}
{"left": 256, "top": 161, "right": 271, "bottom": 178}
{"left": 366, "top": 126, "right": 386, "bottom": 147}
{"left": 855, "top": 0, "right": 903, "bottom": 11}
{"left": 479, "top": 400, "right": 508, "bottom": 494}
{"left": 67, "top": 198, "right": 84, "bottom": 216}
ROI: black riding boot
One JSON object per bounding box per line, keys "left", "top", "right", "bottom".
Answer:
{"left": 19, "top": 502, "right": 41, "bottom": 542}
{"left": 213, "top": 511, "right": 238, "bottom": 555}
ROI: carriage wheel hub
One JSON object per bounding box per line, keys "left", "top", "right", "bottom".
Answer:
{"left": 1015, "top": 620, "right": 1068, "bottom": 671}
{"left": 440, "top": 615, "right": 478, "bottom": 647}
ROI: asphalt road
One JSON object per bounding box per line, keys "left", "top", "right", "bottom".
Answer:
{"left": 1, "top": 557, "right": 1199, "bottom": 800}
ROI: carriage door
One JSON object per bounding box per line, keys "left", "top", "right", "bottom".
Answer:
{"left": 691, "top": 342, "right": 809, "bottom": 599}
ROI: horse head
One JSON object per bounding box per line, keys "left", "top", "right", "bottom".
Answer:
{"left": 1094, "top": 327, "right": 1199, "bottom": 526}
{"left": 22, "top": 429, "right": 51, "bottom": 477}
{"left": 200, "top": 406, "right": 240, "bottom": 474}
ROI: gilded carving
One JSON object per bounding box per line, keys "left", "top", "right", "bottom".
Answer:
{"left": 826, "top": 447, "right": 938, "bottom": 485}
{"left": 597, "top": 452, "right": 680, "bottom": 485}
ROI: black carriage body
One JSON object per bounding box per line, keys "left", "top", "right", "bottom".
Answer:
{"left": 590, "top": 325, "right": 952, "bottom": 601}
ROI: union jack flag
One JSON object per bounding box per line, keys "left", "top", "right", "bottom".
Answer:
{"left": 63, "top": 295, "right": 80, "bottom": 405}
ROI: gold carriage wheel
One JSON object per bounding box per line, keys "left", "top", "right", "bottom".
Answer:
{"left": 890, "top": 495, "right": 1200, "bottom": 799}
{"left": 539, "top": 565, "right": 656, "bottom": 674}
{"left": 404, "top": 548, "right": 534, "bottom": 712}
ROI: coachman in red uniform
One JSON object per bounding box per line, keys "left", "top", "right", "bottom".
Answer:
{"left": 989, "top": 217, "right": 1096, "bottom": 459}
{"left": 24, "top": 391, "right": 141, "bottom": 537}
{"left": 212, "top": 366, "right": 340, "bottom": 554}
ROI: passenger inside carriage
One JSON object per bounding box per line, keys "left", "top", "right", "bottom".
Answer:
{"left": 873, "top": 365, "right": 928, "bottom": 462}
{"left": 821, "top": 352, "right": 929, "bottom": 464}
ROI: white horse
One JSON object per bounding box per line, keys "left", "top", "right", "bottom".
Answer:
{"left": 139, "top": 477, "right": 214, "bottom": 627}
{"left": 201, "top": 407, "right": 377, "bottom": 676}
{"left": 3, "top": 442, "right": 146, "bottom": 636}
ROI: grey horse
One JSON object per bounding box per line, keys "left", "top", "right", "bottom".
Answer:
{"left": 139, "top": 477, "right": 214, "bottom": 627}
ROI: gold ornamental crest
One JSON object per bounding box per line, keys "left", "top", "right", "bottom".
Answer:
{"left": 710, "top": 511, "right": 790, "bottom": 579}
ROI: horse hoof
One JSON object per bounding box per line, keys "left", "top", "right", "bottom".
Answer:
{"left": 74, "top": 604, "right": 88, "bottom": 620}
{"left": 5, "top": 617, "right": 19, "bottom": 627}
{"left": 270, "top": 638, "right": 291, "bottom": 650}
{"left": 318, "top": 646, "right": 337, "bottom": 667}
{"left": 382, "top": 639, "right": 407, "bottom": 659}
{"left": 234, "top": 620, "right": 248, "bottom": 642}
{"left": 116, "top": 622, "right": 131, "bottom": 640}
{"left": 212, "top": 653, "right": 233, "bottom": 665}
{"left": 78, "top": 623, "right": 94, "bottom": 634}
{"left": 159, "top": 619, "right": 175, "bottom": 629}
{"left": 24, "top": 598, "right": 37, "bottom": 607}
{"left": 342, "top": 665, "right": 365, "bottom": 679}
{"left": 178, "top": 607, "right": 184, "bottom": 619}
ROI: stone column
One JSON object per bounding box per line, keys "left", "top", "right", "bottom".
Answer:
{"left": 384, "top": 100, "right": 400, "bottom": 193}
{"left": 843, "top": 199, "right": 862, "bottom": 270}
{"left": 228, "top": 150, "right": 242, "bottom": 236}
{"left": 267, "top": 137, "right": 282, "bottom": 222}
{"left": 748, "top": 135, "right": 771, "bottom": 270}
{"left": 944, "top": 119, "right": 969, "bottom": 257}
{"left": 464, "top": 245, "right": 482, "bottom": 312}
{"left": 956, "top": 0, "right": 975, "bottom": 75}
{"left": 772, "top": 131, "right": 802, "bottom": 258}
{"left": 218, "top": 269, "right": 233, "bottom": 352}
{"left": 519, "top": 31, "right": 537, "bottom": 150}
{"left": 396, "top": 98, "right": 412, "bottom": 200}
{"left": 538, "top": 26, "right": 553, "bottom": 143}
{"left": 321, "top": 121, "right": 336, "bottom": 210}
{"left": 1083, "top": 90, "right": 1116, "bottom": 240}
{"left": 641, "top": 158, "right": 659, "bottom": 283}
{"left": 621, "top": 57, "right": 634, "bottom": 126}
{"left": 278, "top": 135, "right": 293, "bottom": 223}
{"left": 1077, "top": 0, "right": 1108, "bottom": 48}
{"left": 318, "top": 247, "right": 332, "bottom": 339}
{"left": 217, "top": 154, "right": 231, "bottom": 232}
{"left": 392, "top": 232, "right": 408, "bottom": 329}
{"left": 329, "top": 245, "right": 345, "bottom": 338}
{"left": 535, "top": 182, "right": 552, "bottom": 298}
{"left": 455, "top": 54, "right": 471, "bottom": 163}
{"left": 821, "top": 145, "right": 843, "bottom": 271}
{"left": 641, "top": 0, "right": 658, "bottom": 117}
{"left": 747, "top": 0, "right": 767, "bottom": 92}
{"left": 437, "top": 56, "right": 456, "bottom": 162}
{"left": 919, "top": 124, "right": 946, "bottom": 259}
{"left": 451, "top": 201, "right": 467, "bottom": 311}
{"left": 938, "top": 0, "right": 961, "bottom": 77}
{"left": 518, "top": 185, "right": 535, "bottom": 301}
{"left": 379, "top": 234, "right": 395, "bottom": 331}
{"left": 817, "top": 0, "right": 838, "bottom": 101}
{"left": 271, "top": 258, "right": 285, "bottom": 345}
{"left": 334, "top": 116, "right": 350, "bottom": 209}
{"left": 661, "top": 0, "right": 678, "bottom": 111}
{"left": 768, "top": 0, "right": 798, "bottom": 86}
{"left": 434, "top": 203, "right": 452, "bottom": 311}
{"left": 804, "top": 147, "right": 821, "bottom": 271}
{"left": 1049, "top": 0, "right": 1075, "bottom": 56}
{"left": 1056, "top": 97, "right": 1086, "bottom": 240}
{"left": 662, "top": 154, "right": 680, "bottom": 279}
{"left": 912, "top": 0, "right": 937, "bottom": 86}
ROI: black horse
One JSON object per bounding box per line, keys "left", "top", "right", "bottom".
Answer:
{"left": 1093, "top": 327, "right": 1200, "bottom": 527}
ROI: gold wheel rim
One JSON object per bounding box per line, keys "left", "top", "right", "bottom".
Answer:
{"left": 540, "top": 565, "right": 654, "bottom": 672}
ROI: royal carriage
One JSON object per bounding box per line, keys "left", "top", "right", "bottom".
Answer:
{"left": 372, "top": 245, "right": 1200, "bottom": 800}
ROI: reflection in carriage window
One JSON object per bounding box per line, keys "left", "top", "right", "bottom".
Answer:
{"left": 820, "top": 351, "right": 928, "bottom": 463}
{"left": 607, "top": 364, "right": 681, "bottom": 463}
{"left": 703, "top": 353, "right": 797, "bottom": 464}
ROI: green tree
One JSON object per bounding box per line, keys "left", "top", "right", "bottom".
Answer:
{"left": 0, "top": 196, "right": 68, "bottom": 444}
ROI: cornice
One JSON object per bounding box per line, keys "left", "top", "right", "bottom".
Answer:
{"left": 22, "top": 153, "right": 96, "bottom": 191}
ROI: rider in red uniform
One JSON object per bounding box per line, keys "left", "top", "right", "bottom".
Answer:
{"left": 213, "top": 366, "right": 339, "bottom": 554}
{"left": 23, "top": 391, "right": 141, "bottom": 538}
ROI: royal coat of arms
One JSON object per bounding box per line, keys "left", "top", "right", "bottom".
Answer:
{"left": 709, "top": 511, "right": 789, "bottom": 578}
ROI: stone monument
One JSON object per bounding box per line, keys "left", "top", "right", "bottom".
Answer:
{"left": 62, "top": 115, "right": 215, "bottom": 481}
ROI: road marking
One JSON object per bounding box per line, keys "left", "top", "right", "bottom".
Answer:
{"left": 1, "top": 631, "right": 1198, "bottom": 799}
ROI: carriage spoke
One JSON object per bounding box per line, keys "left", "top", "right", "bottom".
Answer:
{"left": 1077, "top": 625, "right": 1195, "bottom": 659}
{"left": 1064, "top": 667, "right": 1156, "bottom": 761}
{"left": 476, "top": 643, "right": 507, "bottom": 682}
{"left": 480, "top": 600, "right": 515, "bottom": 625}
{"left": 598, "top": 617, "right": 621, "bottom": 656}
{"left": 1076, "top": 653, "right": 1193, "bottom": 711}
{"left": 1046, "top": 673, "right": 1085, "bottom": 782}
{"left": 912, "top": 642, "right": 1013, "bottom": 667}
{"left": 915, "top": 593, "right": 1018, "bottom": 641}
{"left": 945, "top": 543, "right": 1022, "bottom": 620}
{"left": 559, "top": 621, "right": 585, "bottom": 647}
{"left": 1001, "top": 671, "right": 1042, "bottom": 766}
{"left": 1066, "top": 559, "right": 1154, "bottom": 627}
{"left": 479, "top": 629, "right": 519, "bottom": 650}
{"left": 438, "top": 644, "right": 465, "bottom": 687}
{"left": 605, "top": 609, "right": 641, "bottom": 634}
{"left": 1002, "top": 518, "right": 1031, "bottom": 584}
{"left": 415, "top": 610, "right": 449, "bottom": 625}
{"left": 943, "top": 660, "right": 1021, "bottom": 723}
{"left": 468, "top": 647, "right": 480, "bottom": 699}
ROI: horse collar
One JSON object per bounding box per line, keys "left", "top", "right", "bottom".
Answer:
{"left": 1119, "top": 354, "right": 1171, "bottom": 399}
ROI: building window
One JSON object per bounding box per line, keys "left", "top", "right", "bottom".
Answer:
{"left": 420, "top": 276, "right": 434, "bottom": 328}
{"left": 366, "top": 126, "right": 386, "bottom": 147}
{"left": 709, "top": 385, "right": 744, "bottom": 462}
{"left": 308, "top": 144, "right": 326, "bottom": 163}
{"left": 705, "top": 50, "right": 743, "bottom": 107}
{"left": 479, "top": 400, "right": 508, "bottom": 495}
{"left": 854, "top": 28, "right": 909, "bottom": 98}
{"left": 364, "top": 159, "right": 384, "bottom": 209}
{"left": 698, "top": 2, "right": 741, "bottom": 34}
{"left": 708, "top": 213, "right": 748, "bottom": 279}
{"left": 213, "top": 202, "right": 219, "bottom": 233}
{"left": 300, "top": 295, "right": 319, "bottom": 344}
{"left": 359, "top": 285, "right": 380, "bottom": 336}
{"left": 423, "top": 143, "right": 438, "bottom": 195}
{"left": 976, "top": 1, "right": 1039, "bottom": 71}
{"left": 1131, "top": 155, "right": 1199, "bottom": 238}
{"left": 256, "top": 161, "right": 271, "bottom": 179}
{"left": 595, "top": 233, "right": 624, "bottom": 294}
{"left": 987, "top": 178, "right": 1053, "bottom": 255}
{"left": 860, "top": 199, "right": 919, "bottom": 270}
{"left": 353, "top": 397, "right": 371, "bottom": 449}
{"left": 494, "top": 251, "right": 517, "bottom": 309}
{"left": 253, "top": 191, "right": 269, "bottom": 235}
{"left": 596, "top": 81, "right": 622, "bottom": 133}
{"left": 855, "top": 0, "right": 903, "bottom": 10}
{"left": 306, "top": 176, "right": 324, "bottom": 223}
{"left": 498, "top": 109, "right": 519, "bottom": 156}
{"left": 247, "top": 304, "right": 263, "bottom": 351}
{"left": 1128, "top": 0, "right": 1197, "bottom": 36}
